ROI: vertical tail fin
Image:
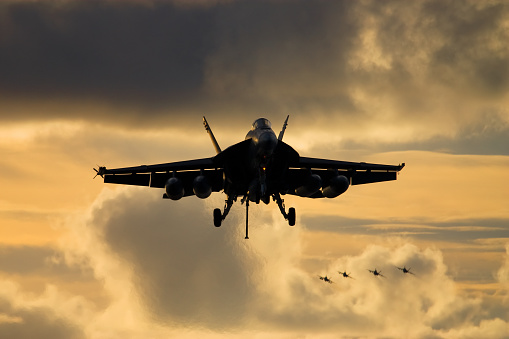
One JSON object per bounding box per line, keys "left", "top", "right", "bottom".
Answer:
{"left": 278, "top": 115, "right": 289, "bottom": 141}
{"left": 203, "top": 116, "right": 222, "bottom": 154}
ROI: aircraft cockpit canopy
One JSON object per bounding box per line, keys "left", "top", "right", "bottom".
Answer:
{"left": 252, "top": 118, "right": 272, "bottom": 130}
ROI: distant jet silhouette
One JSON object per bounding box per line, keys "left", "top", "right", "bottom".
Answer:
{"left": 319, "top": 275, "right": 333, "bottom": 284}
{"left": 396, "top": 266, "right": 415, "bottom": 275}
{"left": 368, "top": 269, "right": 385, "bottom": 278}
{"left": 338, "top": 271, "right": 354, "bottom": 279}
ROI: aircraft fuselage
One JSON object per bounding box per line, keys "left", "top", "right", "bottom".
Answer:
{"left": 219, "top": 118, "right": 296, "bottom": 204}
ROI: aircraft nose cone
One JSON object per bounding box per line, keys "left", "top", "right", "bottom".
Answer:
{"left": 257, "top": 131, "right": 277, "bottom": 157}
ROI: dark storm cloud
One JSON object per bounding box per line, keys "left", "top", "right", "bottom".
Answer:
{"left": 424, "top": 0, "right": 509, "bottom": 95}
{"left": 0, "top": 0, "right": 214, "bottom": 102}
{"left": 0, "top": 0, "right": 360, "bottom": 126}
{"left": 1, "top": 0, "right": 508, "bottom": 148}
{"left": 359, "top": 0, "right": 509, "bottom": 94}
{"left": 0, "top": 0, "right": 360, "bottom": 123}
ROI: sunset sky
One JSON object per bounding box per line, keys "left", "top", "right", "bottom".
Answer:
{"left": 1, "top": 0, "right": 508, "bottom": 338}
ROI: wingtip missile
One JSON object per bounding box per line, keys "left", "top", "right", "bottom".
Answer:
{"left": 93, "top": 166, "right": 106, "bottom": 179}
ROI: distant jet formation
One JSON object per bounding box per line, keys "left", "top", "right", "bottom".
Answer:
{"left": 368, "top": 269, "right": 385, "bottom": 278}
{"left": 319, "top": 275, "right": 334, "bottom": 284}
{"left": 338, "top": 271, "right": 354, "bottom": 279}
{"left": 396, "top": 266, "right": 415, "bottom": 275}
{"left": 318, "top": 265, "right": 416, "bottom": 283}
{"left": 95, "top": 116, "right": 404, "bottom": 239}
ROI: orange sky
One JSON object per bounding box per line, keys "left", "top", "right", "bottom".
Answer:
{"left": 1, "top": 1, "right": 509, "bottom": 338}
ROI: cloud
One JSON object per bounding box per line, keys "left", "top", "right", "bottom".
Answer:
{"left": 50, "top": 187, "right": 509, "bottom": 337}
{"left": 0, "top": 282, "right": 87, "bottom": 339}
{"left": 497, "top": 244, "right": 509, "bottom": 285}
{"left": 254, "top": 242, "right": 465, "bottom": 336}
{"left": 90, "top": 189, "right": 261, "bottom": 329}
{"left": 0, "top": 1, "right": 212, "bottom": 98}
{"left": 57, "top": 187, "right": 266, "bottom": 333}
{"left": 0, "top": 0, "right": 507, "bottom": 149}
{"left": 0, "top": 245, "right": 68, "bottom": 275}
{"left": 302, "top": 214, "right": 509, "bottom": 246}
{"left": 0, "top": 1, "right": 508, "bottom": 336}
{"left": 1, "top": 185, "right": 508, "bottom": 338}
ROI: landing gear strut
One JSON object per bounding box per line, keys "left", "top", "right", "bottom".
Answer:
{"left": 213, "top": 193, "right": 296, "bottom": 239}
{"left": 273, "top": 193, "right": 296, "bottom": 226}
{"left": 213, "top": 196, "right": 234, "bottom": 227}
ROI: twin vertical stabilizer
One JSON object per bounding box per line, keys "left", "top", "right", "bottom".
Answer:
{"left": 203, "top": 116, "right": 222, "bottom": 154}
{"left": 203, "top": 115, "right": 289, "bottom": 153}
{"left": 278, "top": 115, "right": 289, "bottom": 141}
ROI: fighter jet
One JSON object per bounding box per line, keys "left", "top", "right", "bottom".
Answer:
{"left": 396, "top": 266, "right": 415, "bottom": 275}
{"left": 338, "top": 271, "right": 354, "bottom": 279}
{"left": 94, "top": 116, "right": 404, "bottom": 239}
{"left": 319, "top": 275, "right": 334, "bottom": 284}
{"left": 368, "top": 269, "right": 385, "bottom": 278}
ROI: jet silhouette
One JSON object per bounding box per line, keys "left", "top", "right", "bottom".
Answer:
{"left": 95, "top": 116, "right": 404, "bottom": 239}
{"left": 338, "top": 271, "right": 354, "bottom": 279}
{"left": 319, "top": 275, "right": 334, "bottom": 284}
{"left": 396, "top": 266, "right": 415, "bottom": 275}
{"left": 368, "top": 269, "right": 385, "bottom": 278}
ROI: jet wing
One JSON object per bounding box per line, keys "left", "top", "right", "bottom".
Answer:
{"left": 286, "top": 157, "right": 405, "bottom": 197}
{"left": 100, "top": 157, "right": 217, "bottom": 175}
{"left": 98, "top": 157, "right": 223, "bottom": 197}
{"left": 297, "top": 157, "right": 405, "bottom": 173}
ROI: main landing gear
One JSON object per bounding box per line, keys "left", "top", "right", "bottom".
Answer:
{"left": 273, "top": 193, "right": 295, "bottom": 226}
{"left": 213, "top": 193, "right": 296, "bottom": 239}
{"left": 213, "top": 196, "right": 234, "bottom": 227}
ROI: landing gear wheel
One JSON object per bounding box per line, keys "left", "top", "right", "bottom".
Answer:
{"left": 288, "top": 207, "right": 296, "bottom": 226}
{"left": 213, "top": 208, "right": 222, "bottom": 227}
